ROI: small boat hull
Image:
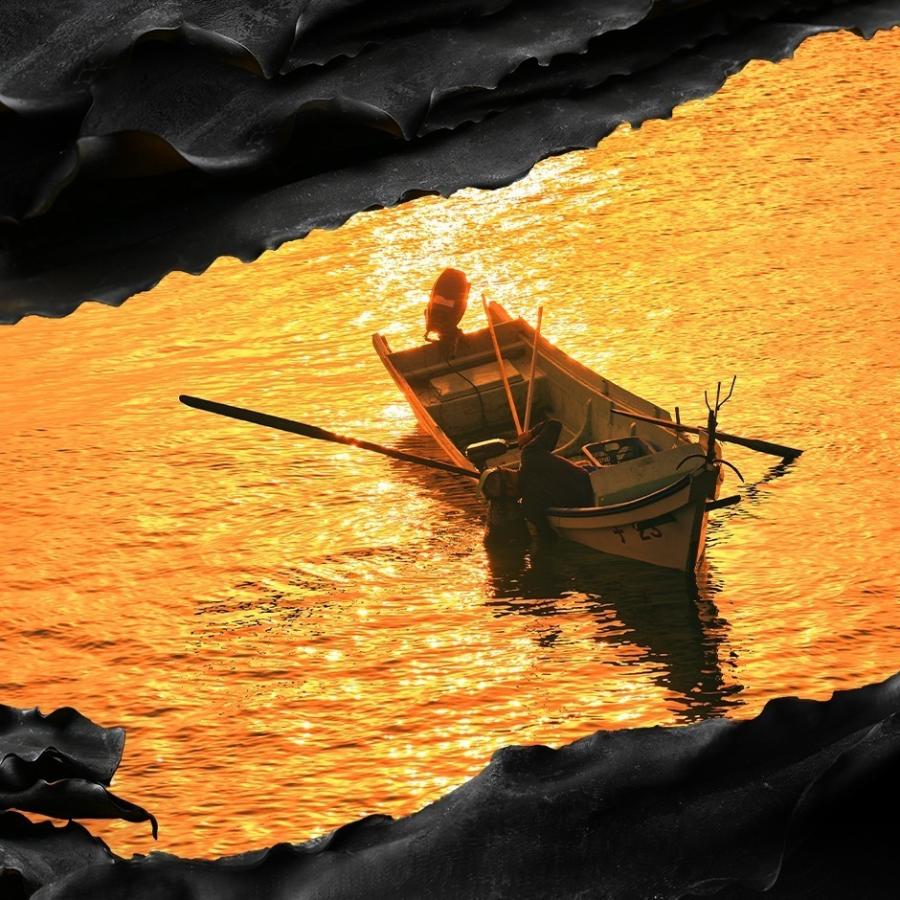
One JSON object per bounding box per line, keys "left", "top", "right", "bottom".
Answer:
{"left": 548, "top": 466, "right": 719, "bottom": 572}
{"left": 373, "top": 303, "right": 725, "bottom": 574}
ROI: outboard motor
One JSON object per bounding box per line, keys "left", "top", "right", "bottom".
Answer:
{"left": 466, "top": 438, "right": 509, "bottom": 470}
{"left": 478, "top": 466, "right": 529, "bottom": 545}
{"left": 424, "top": 268, "right": 470, "bottom": 343}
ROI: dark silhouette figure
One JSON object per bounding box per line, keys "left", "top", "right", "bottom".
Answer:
{"left": 518, "top": 419, "right": 594, "bottom": 538}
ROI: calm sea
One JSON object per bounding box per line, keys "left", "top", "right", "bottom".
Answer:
{"left": 2, "top": 30, "right": 899, "bottom": 857}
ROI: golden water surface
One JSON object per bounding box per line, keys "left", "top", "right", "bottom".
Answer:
{"left": 2, "top": 30, "right": 899, "bottom": 858}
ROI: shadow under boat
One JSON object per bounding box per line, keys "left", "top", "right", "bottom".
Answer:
{"left": 484, "top": 538, "right": 743, "bottom": 722}
{"left": 360, "top": 433, "right": 756, "bottom": 722}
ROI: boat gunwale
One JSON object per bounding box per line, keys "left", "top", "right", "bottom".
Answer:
{"left": 486, "top": 304, "right": 676, "bottom": 428}
{"left": 546, "top": 471, "right": 696, "bottom": 519}
{"left": 372, "top": 331, "right": 477, "bottom": 474}
{"left": 375, "top": 303, "right": 681, "bottom": 446}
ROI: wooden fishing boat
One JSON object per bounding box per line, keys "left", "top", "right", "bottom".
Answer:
{"left": 373, "top": 302, "right": 728, "bottom": 574}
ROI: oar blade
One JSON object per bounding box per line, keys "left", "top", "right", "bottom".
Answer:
{"left": 180, "top": 395, "right": 334, "bottom": 442}
{"left": 718, "top": 431, "right": 804, "bottom": 460}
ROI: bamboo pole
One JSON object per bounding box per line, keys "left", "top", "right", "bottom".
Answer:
{"left": 482, "top": 295, "right": 522, "bottom": 435}
{"left": 610, "top": 407, "right": 803, "bottom": 459}
{"left": 523, "top": 305, "right": 543, "bottom": 433}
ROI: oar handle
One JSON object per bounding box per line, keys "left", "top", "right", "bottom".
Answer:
{"left": 179, "top": 395, "right": 480, "bottom": 478}
{"left": 523, "top": 305, "right": 543, "bottom": 434}
{"left": 610, "top": 407, "right": 803, "bottom": 459}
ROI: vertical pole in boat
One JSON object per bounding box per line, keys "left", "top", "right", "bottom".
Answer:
{"left": 482, "top": 294, "right": 523, "bottom": 436}
{"left": 523, "top": 306, "right": 544, "bottom": 434}
{"left": 705, "top": 381, "right": 722, "bottom": 465}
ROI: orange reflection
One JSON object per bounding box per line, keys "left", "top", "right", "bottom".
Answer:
{"left": 2, "top": 30, "right": 899, "bottom": 858}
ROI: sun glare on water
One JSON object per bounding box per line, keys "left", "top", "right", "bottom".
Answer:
{"left": 2, "top": 30, "right": 899, "bottom": 856}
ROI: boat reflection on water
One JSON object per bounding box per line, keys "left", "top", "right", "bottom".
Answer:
{"left": 741, "top": 456, "right": 800, "bottom": 503}
{"left": 483, "top": 536, "right": 743, "bottom": 721}
{"left": 386, "top": 430, "right": 743, "bottom": 722}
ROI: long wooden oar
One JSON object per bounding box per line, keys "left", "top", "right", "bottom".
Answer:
{"left": 180, "top": 395, "right": 479, "bottom": 478}
{"left": 523, "top": 305, "right": 544, "bottom": 433}
{"left": 482, "top": 295, "right": 523, "bottom": 435}
{"left": 610, "top": 407, "right": 803, "bottom": 459}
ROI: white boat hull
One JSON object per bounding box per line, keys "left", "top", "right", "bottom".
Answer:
{"left": 547, "top": 466, "right": 719, "bottom": 573}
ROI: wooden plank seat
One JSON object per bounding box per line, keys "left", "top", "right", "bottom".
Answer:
{"left": 424, "top": 361, "right": 548, "bottom": 439}
{"left": 429, "top": 358, "right": 522, "bottom": 401}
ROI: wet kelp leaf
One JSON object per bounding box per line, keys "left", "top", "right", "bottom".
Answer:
{"left": 283, "top": 0, "right": 521, "bottom": 67}
{"left": 0, "top": 813, "right": 114, "bottom": 900}
{"left": 1, "top": 0, "right": 898, "bottom": 322}
{"left": 30, "top": 673, "right": 900, "bottom": 899}
{"left": 0, "top": 781, "right": 157, "bottom": 839}
{"left": 0, "top": 707, "right": 154, "bottom": 897}
{"left": 0, "top": 706, "right": 124, "bottom": 786}
{"left": 0, "top": 705, "right": 157, "bottom": 837}
{"left": 0, "top": 0, "right": 305, "bottom": 107}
